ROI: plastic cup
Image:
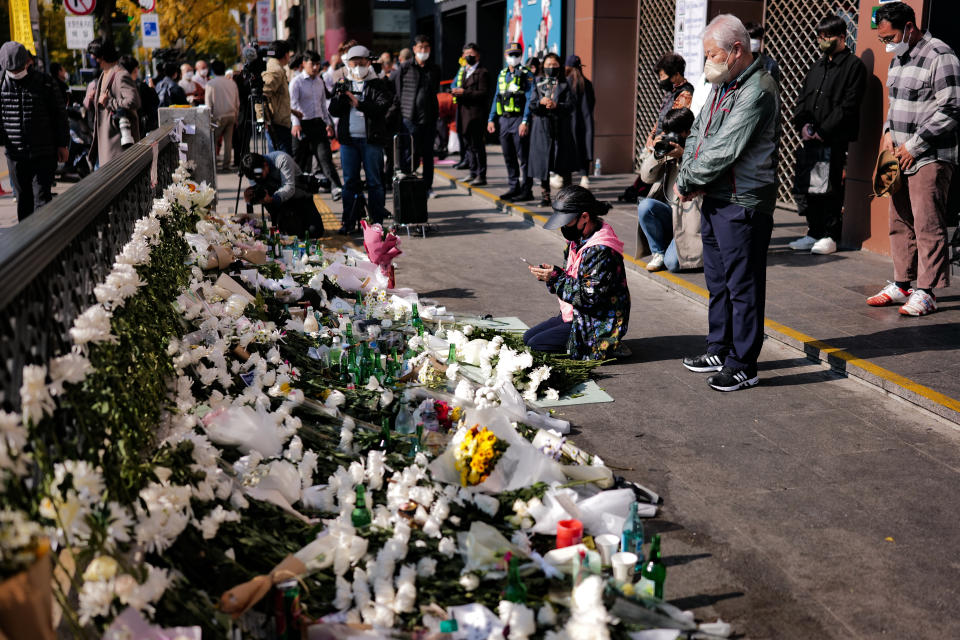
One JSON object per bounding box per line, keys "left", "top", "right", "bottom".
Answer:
{"left": 595, "top": 534, "right": 620, "bottom": 567}
{"left": 611, "top": 551, "right": 638, "bottom": 582}
{"left": 556, "top": 519, "right": 583, "bottom": 548}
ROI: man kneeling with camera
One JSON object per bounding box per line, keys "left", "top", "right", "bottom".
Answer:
{"left": 636, "top": 108, "right": 702, "bottom": 273}
{"left": 240, "top": 152, "right": 325, "bottom": 238}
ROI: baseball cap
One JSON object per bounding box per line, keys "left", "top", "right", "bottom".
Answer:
{"left": 505, "top": 42, "right": 522, "bottom": 55}
{"left": 565, "top": 55, "right": 582, "bottom": 68}
{"left": 345, "top": 45, "right": 371, "bottom": 61}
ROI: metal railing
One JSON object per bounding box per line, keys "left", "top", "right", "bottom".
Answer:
{"left": 635, "top": 0, "right": 679, "bottom": 170}
{"left": 0, "top": 125, "right": 177, "bottom": 409}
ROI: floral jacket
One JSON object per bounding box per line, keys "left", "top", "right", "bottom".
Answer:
{"left": 547, "top": 239, "right": 631, "bottom": 360}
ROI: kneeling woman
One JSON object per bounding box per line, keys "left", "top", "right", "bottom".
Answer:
{"left": 524, "top": 186, "right": 631, "bottom": 360}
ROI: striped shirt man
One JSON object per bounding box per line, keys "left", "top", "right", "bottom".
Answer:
{"left": 885, "top": 32, "right": 960, "bottom": 174}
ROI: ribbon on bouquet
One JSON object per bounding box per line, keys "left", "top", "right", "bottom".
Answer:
{"left": 218, "top": 554, "right": 307, "bottom": 618}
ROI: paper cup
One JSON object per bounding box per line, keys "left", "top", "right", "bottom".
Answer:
{"left": 595, "top": 534, "right": 620, "bottom": 567}
{"left": 611, "top": 552, "right": 637, "bottom": 582}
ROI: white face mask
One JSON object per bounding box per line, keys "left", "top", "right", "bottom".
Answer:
{"left": 703, "top": 53, "right": 732, "bottom": 85}
{"left": 6, "top": 69, "right": 28, "bottom": 80}
{"left": 415, "top": 51, "right": 430, "bottom": 62}
{"left": 197, "top": 68, "right": 208, "bottom": 77}
{"left": 183, "top": 71, "right": 194, "bottom": 81}
{"left": 506, "top": 55, "right": 521, "bottom": 67}
{"left": 885, "top": 25, "right": 912, "bottom": 56}
{"left": 750, "top": 39, "right": 761, "bottom": 53}
{"left": 350, "top": 64, "right": 368, "bottom": 80}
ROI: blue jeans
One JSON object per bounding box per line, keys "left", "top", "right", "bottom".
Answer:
{"left": 637, "top": 198, "right": 680, "bottom": 271}
{"left": 341, "top": 137, "right": 386, "bottom": 225}
{"left": 523, "top": 315, "right": 572, "bottom": 353}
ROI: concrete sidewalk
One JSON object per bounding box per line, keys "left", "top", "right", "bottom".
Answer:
{"left": 435, "top": 146, "right": 960, "bottom": 425}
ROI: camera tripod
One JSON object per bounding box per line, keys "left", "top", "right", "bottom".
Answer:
{"left": 233, "top": 91, "right": 272, "bottom": 229}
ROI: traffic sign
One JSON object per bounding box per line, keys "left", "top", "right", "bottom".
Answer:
{"left": 138, "top": 0, "right": 155, "bottom": 13}
{"left": 65, "top": 15, "right": 95, "bottom": 50}
{"left": 141, "top": 12, "right": 161, "bottom": 48}
{"left": 64, "top": 0, "right": 95, "bottom": 17}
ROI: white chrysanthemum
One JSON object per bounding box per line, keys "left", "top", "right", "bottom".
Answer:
{"left": 69, "top": 304, "right": 117, "bottom": 347}
{"left": 105, "top": 502, "right": 134, "bottom": 545}
{"left": 499, "top": 601, "right": 537, "bottom": 640}
{"left": 0, "top": 410, "right": 28, "bottom": 457}
{"left": 197, "top": 505, "right": 241, "bottom": 539}
{"left": 19, "top": 364, "right": 55, "bottom": 425}
{"left": 116, "top": 236, "right": 152, "bottom": 265}
{"left": 78, "top": 578, "right": 115, "bottom": 625}
{"left": 48, "top": 353, "right": 93, "bottom": 396}
{"left": 564, "top": 575, "right": 611, "bottom": 640}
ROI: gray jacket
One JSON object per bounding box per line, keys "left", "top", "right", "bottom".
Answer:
{"left": 676, "top": 58, "right": 780, "bottom": 214}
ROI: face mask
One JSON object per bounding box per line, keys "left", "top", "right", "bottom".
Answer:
{"left": 464, "top": 55, "right": 477, "bottom": 66}
{"left": 819, "top": 39, "right": 837, "bottom": 54}
{"left": 750, "top": 39, "right": 761, "bottom": 53}
{"left": 506, "top": 55, "right": 521, "bottom": 67}
{"left": 184, "top": 71, "right": 194, "bottom": 81}
{"left": 658, "top": 78, "right": 674, "bottom": 91}
{"left": 544, "top": 66, "right": 559, "bottom": 78}
{"left": 415, "top": 51, "right": 430, "bottom": 62}
{"left": 561, "top": 220, "right": 583, "bottom": 243}
{"left": 197, "top": 68, "right": 208, "bottom": 77}
{"left": 886, "top": 25, "right": 912, "bottom": 56}
{"left": 351, "top": 65, "right": 368, "bottom": 79}
{"left": 703, "top": 51, "right": 732, "bottom": 85}
{"left": 6, "top": 69, "right": 27, "bottom": 80}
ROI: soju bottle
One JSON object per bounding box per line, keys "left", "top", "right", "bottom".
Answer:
{"left": 503, "top": 553, "right": 527, "bottom": 604}
{"left": 272, "top": 230, "right": 282, "bottom": 259}
{"left": 622, "top": 502, "right": 644, "bottom": 561}
{"left": 354, "top": 291, "right": 364, "bottom": 319}
{"left": 344, "top": 321, "right": 354, "bottom": 346}
{"left": 640, "top": 534, "right": 666, "bottom": 599}
{"left": 411, "top": 303, "right": 422, "bottom": 330}
{"left": 351, "top": 485, "right": 371, "bottom": 528}
{"left": 338, "top": 349, "right": 351, "bottom": 383}
{"left": 447, "top": 343, "right": 457, "bottom": 365}
{"left": 377, "top": 417, "right": 392, "bottom": 451}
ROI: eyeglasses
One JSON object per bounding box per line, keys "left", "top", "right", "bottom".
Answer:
{"left": 878, "top": 34, "right": 899, "bottom": 45}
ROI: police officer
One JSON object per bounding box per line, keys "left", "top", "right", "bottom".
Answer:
{"left": 487, "top": 42, "right": 535, "bottom": 202}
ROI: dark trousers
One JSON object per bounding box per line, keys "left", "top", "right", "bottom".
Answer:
{"left": 700, "top": 197, "right": 773, "bottom": 371}
{"left": 265, "top": 195, "right": 324, "bottom": 237}
{"left": 7, "top": 154, "right": 57, "bottom": 221}
{"left": 523, "top": 315, "right": 571, "bottom": 353}
{"left": 292, "top": 119, "right": 341, "bottom": 188}
{"left": 463, "top": 120, "right": 487, "bottom": 178}
{"left": 399, "top": 118, "right": 435, "bottom": 189}
{"left": 499, "top": 115, "right": 530, "bottom": 192}
{"left": 796, "top": 144, "right": 847, "bottom": 241}
{"left": 267, "top": 124, "right": 293, "bottom": 155}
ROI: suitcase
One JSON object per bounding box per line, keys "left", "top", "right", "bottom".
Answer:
{"left": 392, "top": 134, "right": 429, "bottom": 225}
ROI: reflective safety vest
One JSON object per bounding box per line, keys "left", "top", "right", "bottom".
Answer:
{"left": 452, "top": 66, "right": 465, "bottom": 104}
{"left": 496, "top": 66, "right": 529, "bottom": 116}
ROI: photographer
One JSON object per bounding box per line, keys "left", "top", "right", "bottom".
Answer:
{"left": 328, "top": 45, "right": 393, "bottom": 233}
{"left": 525, "top": 52, "right": 578, "bottom": 206}
{"left": 240, "top": 152, "right": 324, "bottom": 237}
{"left": 87, "top": 38, "right": 140, "bottom": 167}
{"left": 262, "top": 40, "right": 293, "bottom": 153}
{"left": 636, "top": 108, "right": 701, "bottom": 273}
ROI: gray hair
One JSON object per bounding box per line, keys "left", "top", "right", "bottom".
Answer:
{"left": 704, "top": 14, "right": 751, "bottom": 52}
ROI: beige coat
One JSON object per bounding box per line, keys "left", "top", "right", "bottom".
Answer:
{"left": 262, "top": 58, "right": 291, "bottom": 127}
{"left": 638, "top": 149, "right": 703, "bottom": 270}
{"left": 204, "top": 76, "right": 239, "bottom": 120}
{"left": 90, "top": 66, "right": 141, "bottom": 166}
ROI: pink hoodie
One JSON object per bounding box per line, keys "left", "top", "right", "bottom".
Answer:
{"left": 558, "top": 222, "right": 625, "bottom": 322}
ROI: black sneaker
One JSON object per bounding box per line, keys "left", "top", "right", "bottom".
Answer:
{"left": 682, "top": 353, "right": 725, "bottom": 373}
{"left": 707, "top": 366, "right": 758, "bottom": 392}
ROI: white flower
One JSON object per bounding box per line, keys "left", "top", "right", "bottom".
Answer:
{"left": 463, "top": 324, "right": 474, "bottom": 336}
{"left": 19, "top": 364, "right": 55, "bottom": 425}
{"left": 48, "top": 353, "right": 93, "bottom": 396}
{"left": 299, "top": 450, "right": 319, "bottom": 487}
{"left": 499, "top": 601, "right": 536, "bottom": 640}
{"left": 537, "top": 603, "right": 557, "bottom": 627}
{"left": 105, "top": 502, "right": 134, "bottom": 544}
{"left": 474, "top": 494, "right": 500, "bottom": 517}
{"left": 0, "top": 411, "right": 28, "bottom": 468}
{"left": 116, "top": 236, "right": 152, "bottom": 265}
{"left": 284, "top": 435, "right": 304, "bottom": 462}
{"left": 459, "top": 572, "right": 480, "bottom": 591}
{"left": 446, "top": 362, "right": 460, "bottom": 381}
{"left": 438, "top": 536, "right": 456, "bottom": 558}
{"left": 564, "top": 575, "right": 611, "bottom": 640}
{"left": 94, "top": 263, "right": 146, "bottom": 307}
{"left": 70, "top": 304, "right": 117, "bottom": 347}
{"left": 544, "top": 388, "right": 560, "bottom": 401}
{"left": 82, "top": 555, "right": 119, "bottom": 582}
{"left": 416, "top": 557, "right": 437, "bottom": 578}
{"left": 197, "top": 505, "right": 241, "bottom": 539}
{"left": 78, "top": 578, "right": 115, "bottom": 624}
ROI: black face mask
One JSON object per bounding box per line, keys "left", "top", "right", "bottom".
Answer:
{"left": 658, "top": 78, "right": 674, "bottom": 91}
{"left": 561, "top": 221, "right": 583, "bottom": 242}
{"left": 464, "top": 55, "right": 477, "bottom": 65}
{"left": 544, "top": 66, "right": 560, "bottom": 78}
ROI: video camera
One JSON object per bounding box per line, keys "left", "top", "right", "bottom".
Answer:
{"left": 241, "top": 44, "right": 268, "bottom": 97}
{"left": 653, "top": 131, "right": 683, "bottom": 160}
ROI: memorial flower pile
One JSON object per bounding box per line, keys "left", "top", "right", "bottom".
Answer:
{"left": 454, "top": 426, "right": 508, "bottom": 486}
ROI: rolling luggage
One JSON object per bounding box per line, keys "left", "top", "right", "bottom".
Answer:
{"left": 392, "top": 134, "right": 429, "bottom": 226}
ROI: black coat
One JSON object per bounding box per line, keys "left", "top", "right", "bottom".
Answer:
{"left": 394, "top": 60, "right": 440, "bottom": 126}
{"left": 0, "top": 70, "right": 68, "bottom": 160}
{"left": 793, "top": 48, "right": 866, "bottom": 145}
{"left": 455, "top": 66, "right": 490, "bottom": 133}
{"left": 527, "top": 77, "right": 579, "bottom": 180}
{"left": 570, "top": 78, "right": 595, "bottom": 172}
{"left": 329, "top": 76, "right": 393, "bottom": 146}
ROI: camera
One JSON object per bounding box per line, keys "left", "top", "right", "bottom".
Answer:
{"left": 333, "top": 78, "right": 350, "bottom": 96}
{"left": 246, "top": 184, "right": 268, "bottom": 204}
{"left": 241, "top": 44, "right": 268, "bottom": 98}
{"left": 113, "top": 108, "right": 135, "bottom": 148}
{"left": 653, "top": 131, "right": 683, "bottom": 160}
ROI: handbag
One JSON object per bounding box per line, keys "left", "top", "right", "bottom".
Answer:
{"left": 793, "top": 142, "right": 833, "bottom": 195}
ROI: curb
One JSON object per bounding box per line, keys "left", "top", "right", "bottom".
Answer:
{"left": 435, "top": 168, "right": 960, "bottom": 427}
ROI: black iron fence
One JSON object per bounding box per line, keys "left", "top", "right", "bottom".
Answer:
{"left": 0, "top": 125, "right": 177, "bottom": 410}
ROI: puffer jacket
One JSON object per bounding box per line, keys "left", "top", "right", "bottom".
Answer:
{"left": 262, "top": 57, "right": 291, "bottom": 127}
{"left": 0, "top": 70, "right": 69, "bottom": 160}
{"left": 676, "top": 57, "right": 780, "bottom": 214}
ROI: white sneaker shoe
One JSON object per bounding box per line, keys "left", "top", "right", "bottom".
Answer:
{"left": 899, "top": 289, "right": 937, "bottom": 316}
{"left": 646, "top": 253, "right": 665, "bottom": 272}
{"left": 579, "top": 175, "right": 591, "bottom": 188}
{"left": 789, "top": 235, "right": 816, "bottom": 251}
{"left": 811, "top": 237, "right": 837, "bottom": 254}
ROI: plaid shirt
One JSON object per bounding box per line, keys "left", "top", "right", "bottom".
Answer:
{"left": 886, "top": 33, "right": 960, "bottom": 174}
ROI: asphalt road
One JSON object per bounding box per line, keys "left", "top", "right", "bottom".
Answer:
{"left": 387, "top": 183, "right": 960, "bottom": 639}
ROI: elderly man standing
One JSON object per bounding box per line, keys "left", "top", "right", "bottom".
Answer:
{"left": 205, "top": 60, "right": 240, "bottom": 171}
{"left": 866, "top": 2, "right": 960, "bottom": 316}
{"left": 676, "top": 14, "right": 779, "bottom": 392}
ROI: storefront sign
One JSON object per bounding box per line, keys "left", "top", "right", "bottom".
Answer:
{"left": 674, "top": 0, "right": 708, "bottom": 80}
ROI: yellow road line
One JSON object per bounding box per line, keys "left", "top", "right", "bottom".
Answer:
{"left": 314, "top": 193, "right": 341, "bottom": 230}
{"left": 437, "top": 167, "right": 960, "bottom": 418}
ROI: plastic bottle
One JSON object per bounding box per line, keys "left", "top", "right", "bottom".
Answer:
{"left": 593, "top": 158, "right": 602, "bottom": 177}
{"left": 303, "top": 306, "right": 319, "bottom": 333}
{"left": 621, "top": 501, "right": 645, "bottom": 561}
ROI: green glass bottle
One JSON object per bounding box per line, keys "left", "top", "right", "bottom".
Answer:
{"left": 344, "top": 321, "right": 354, "bottom": 346}
{"left": 408, "top": 423, "right": 424, "bottom": 457}
{"left": 640, "top": 534, "right": 666, "bottom": 599}
{"left": 411, "top": 303, "right": 422, "bottom": 330}
{"left": 378, "top": 416, "right": 392, "bottom": 451}
{"left": 354, "top": 291, "right": 364, "bottom": 318}
{"left": 447, "top": 343, "right": 457, "bottom": 365}
{"left": 339, "top": 349, "right": 351, "bottom": 383}
{"left": 351, "top": 485, "right": 371, "bottom": 528}
{"left": 503, "top": 553, "right": 527, "bottom": 604}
